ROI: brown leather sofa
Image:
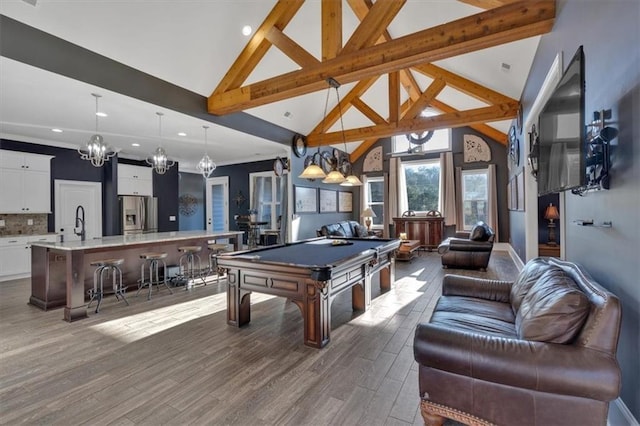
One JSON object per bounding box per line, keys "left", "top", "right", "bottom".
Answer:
{"left": 413, "top": 257, "right": 621, "bottom": 426}
{"left": 316, "top": 220, "right": 368, "bottom": 238}
{"left": 437, "top": 221, "right": 494, "bottom": 271}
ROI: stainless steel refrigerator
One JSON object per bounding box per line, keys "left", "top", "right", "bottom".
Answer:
{"left": 119, "top": 196, "right": 158, "bottom": 235}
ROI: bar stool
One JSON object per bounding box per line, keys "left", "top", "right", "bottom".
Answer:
{"left": 137, "top": 252, "right": 173, "bottom": 300}
{"left": 208, "top": 243, "right": 230, "bottom": 278}
{"left": 178, "top": 245, "right": 202, "bottom": 287}
{"left": 87, "top": 258, "right": 128, "bottom": 313}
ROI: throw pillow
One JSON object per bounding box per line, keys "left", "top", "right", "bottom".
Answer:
{"left": 510, "top": 258, "right": 556, "bottom": 313}
{"left": 515, "top": 268, "right": 590, "bottom": 344}
{"left": 355, "top": 224, "right": 369, "bottom": 238}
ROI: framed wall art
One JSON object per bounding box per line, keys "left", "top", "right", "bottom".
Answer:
{"left": 294, "top": 186, "right": 317, "bottom": 213}
{"left": 319, "top": 189, "right": 337, "bottom": 213}
{"left": 338, "top": 191, "right": 353, "bottom": 213}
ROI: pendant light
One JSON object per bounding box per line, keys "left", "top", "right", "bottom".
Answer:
{"left": 196, "top": 125, "right": 216, "bottom": 178}
{"left": 78, "top": 93, "right": 116, "bottom": 167}
{"left": 147, "top": 112, "right": 175, "bottom": 174}
{"left": 298, "top": 81, "right": 333, "bottom": 181}
{"left": 330, "top": 80, "right": 362, "bottom": 186}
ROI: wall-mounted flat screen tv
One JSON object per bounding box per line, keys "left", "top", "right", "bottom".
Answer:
{"left": 537, "top": 46, "right": 585, "bottom": 195}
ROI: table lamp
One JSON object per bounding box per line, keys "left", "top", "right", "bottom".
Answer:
{"left": 544, "top": 203, "right": 560, "bottom": 246}
{"left": 361, "top": 207, "right": 377, "bottom": 231}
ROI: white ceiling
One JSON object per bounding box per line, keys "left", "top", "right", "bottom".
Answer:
{"left": 0, "top": 0, "right": 541, "bottom": 171}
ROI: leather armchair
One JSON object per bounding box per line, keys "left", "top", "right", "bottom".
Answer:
{"left": 413, "top": 258, "right": 622, "bottom": 426}
{"left": 437, "top": 221, "right": 494, "bottom": 271}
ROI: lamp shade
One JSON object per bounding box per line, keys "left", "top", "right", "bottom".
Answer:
{"left": 544, "top": 204, "right": 559, "bottom": 220}
{"left": 322, "top": 169, "right": 346, "bottom": 184}
{"left": 361, "top": 207, "right": 377, "bottom": 218}
{"left": 298, "top": 163, "right": 326, "bottom": 180}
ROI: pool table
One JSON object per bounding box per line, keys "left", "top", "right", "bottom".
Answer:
{"left": 216, "top": 237, "right": 401, "bottom": 348}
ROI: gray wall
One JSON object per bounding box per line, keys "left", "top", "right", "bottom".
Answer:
{"left": 178, "top": 172, "right": 206, "bottom": 231}
{"left": 513, "top": 0, "right": 639, "bottom": 417}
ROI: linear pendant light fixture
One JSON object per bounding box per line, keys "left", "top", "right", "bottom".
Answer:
{"left": 147, "top": 112, "right": 175, "bottom": 175}
{"left": 78, "top": 93, "right": 116, "bottom": 167}
{"left": 196, "top": 125, "right": 216, "bottom": 178}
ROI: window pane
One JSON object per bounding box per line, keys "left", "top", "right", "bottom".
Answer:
{"left": 369, "top": 181, "right": 384, "bottom": 202}
{"left": 371, "top": 203, "right": 384, "bottom": 225}
{"left": 403, "top": 161, "right": 440, "bottom": 212}
{"left": 462, "top": 171, "right": 488, "bottom": 229}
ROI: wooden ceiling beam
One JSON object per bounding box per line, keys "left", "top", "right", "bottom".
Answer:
{"left": 430, "top": 99, "right": 509, "bottom": 144}
{"left": 352, "top": 97, "right": 387, "bottom": 125}
{"left": 388, "top": 71, "right": 400, "bottom": 123}
{"left": 322, "top": 0, "right": 342, "bottom": 60}
{"left": 341, "top": 0, "right": 406, "bottom": 55}
{"left": 413, "top": 63, "right": 517, "bottom": 105}
{"left": 212, "top": 0, "right": 303, "bottom": 95}
{"left": 265, "top": 27, "right": 319, "bottom": 68}
{"left": 308, "top": 101, "right": 518, "bottom": 145}
{"left": 208, "top": 1, "right": 555, "bottom": 114}
{"left": 458, "top": 0, "right": 520, "bottom": 10}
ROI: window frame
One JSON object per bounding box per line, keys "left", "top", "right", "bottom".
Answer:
{"left": 460, "top": 167, "right": 490, "bottom": 231}
{"left": 365, "top": 176, "right": 385, "bottom": 230}
{"left": 401, "top": 158, "right": 442, "bottom": 214}
{"left": 249, "top": 171, "right": 282, "bottom": 229}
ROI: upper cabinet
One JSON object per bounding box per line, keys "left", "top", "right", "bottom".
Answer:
{"left": 0, "top": 150, "right": 53, "bottom": 214}
{"left": 118, "top": 164, "right": 153, "bottom": 196}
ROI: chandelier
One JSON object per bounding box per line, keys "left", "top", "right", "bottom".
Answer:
{"left": 147, "top": 112, "right": 175, "bottom": 174}
{"left": 78, "top": 93, "right": 116, "bottom": 167}
{"left": 196, "top": 125, "right": 216, "bottom": 178}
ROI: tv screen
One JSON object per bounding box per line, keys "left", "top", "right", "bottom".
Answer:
{"left": 537, "top": 46, "right": 585, "bottom": 195}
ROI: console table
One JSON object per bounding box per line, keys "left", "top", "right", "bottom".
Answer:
{"left": 393, "top": 216, "right": 444, "bottom": 251}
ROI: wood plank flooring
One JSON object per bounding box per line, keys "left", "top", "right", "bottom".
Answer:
{"left": 0, "top": 250, "right": 518, "bottom": 425}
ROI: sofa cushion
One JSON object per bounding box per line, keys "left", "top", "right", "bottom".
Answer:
{"left": 515, "top": 268, "right": 590, "bottom": 343}
{"left": 430, "top": 296, "right": 517, "bottom": 338}
{"left": 469, "top": 222, "right": 491, "bottom": 241}
{"left": 354, "top": 224, "right": 368, "bottom": 238}
{"left": 510, "top": 258, "right": 557, "bottom": 313}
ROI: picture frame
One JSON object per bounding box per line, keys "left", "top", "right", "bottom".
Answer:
{"left": 338, "top": 191, "right": 353, "bottom": 213}
{"left": 294, "top": 186, "right": 317, "bottom": 213}
{"left": 319, "top": 189, "right": 337, "bottom": 213}
{"left": 516, "top": 171, "right": 525, "bottom": 211}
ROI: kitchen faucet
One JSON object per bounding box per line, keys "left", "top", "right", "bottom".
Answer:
{"left": 74, "top": 205, "right": 86, "bottom": 242}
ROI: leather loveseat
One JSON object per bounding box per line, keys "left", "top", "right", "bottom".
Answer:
{"left": 413, "top": 257, "right": 621, "bottom": 426}
{"left": 316, "top": 220, "right": 368, "bottom": 238}
{"left": 437, "top": 221, "right": 494, "bottom": 271}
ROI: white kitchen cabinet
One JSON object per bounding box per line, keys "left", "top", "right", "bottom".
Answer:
{"left": 0, "top": 234, "right": 57, "bottom": 281}
{"left": 0, "top": 150, "right": 53, "bottom": 213}
{"left": 118, "top": 164, "right": 153, "bottom": 196}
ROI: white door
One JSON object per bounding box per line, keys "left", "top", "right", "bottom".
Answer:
{"left": 206, "top": 177, "right": 229, "bottom": 234}
{"left": 55, "top": 180, "right": 102, "bottom": 242}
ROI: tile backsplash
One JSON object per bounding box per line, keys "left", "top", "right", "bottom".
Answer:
{"left": 0, "top": 214, "right": 49, "bottom": 236}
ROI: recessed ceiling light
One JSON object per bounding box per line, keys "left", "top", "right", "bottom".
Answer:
{"left": 96, "top": 112, "right": 108, "bottom": 117}
{"left": 131, "top": 143, "right": 140, "bottom": 147}
{"left": 242, "top": 25, "right": 252, "bottom": 36}
{"left": 178, "top": 132, "right": 187, "bottom": 137}
{"left": 51, "top": 128, "right": 63, "bottom": 133}
{"left": 501, "top": 62, "right": 511, "bottom": 72}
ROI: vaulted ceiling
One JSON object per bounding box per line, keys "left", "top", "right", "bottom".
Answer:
{"left": 0, "top": 0, "right": 555, "bottom": 169}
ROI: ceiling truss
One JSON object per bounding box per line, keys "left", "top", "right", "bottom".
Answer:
{"left": 209, "top": 0, "right": 556, "bottom": 161}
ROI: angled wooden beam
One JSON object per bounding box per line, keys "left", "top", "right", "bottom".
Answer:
{"left": 308, "top": 76, "right": 380, "bottom": 135}
{"left": 308, "top": 102, "right": 519, "bottom": 145}
{"left": 430, "top": 99, "right": 509, "bottom": 144}
{"left": 212, "top": 0, "right": 304, "bottom": 95}
{"left": 322, "top": 0, "right": 342, "bottom": 60}
{"left": 352, "top": 97, "right": 387, "bottom": 125}
{"left": 413, "top": 63, "right": 517, "bottom": 105}
{"left": 458, "top": 0, "right": 519, "bottom": 9}
{"left": 265, "top": 27, "right": 320, "bottom": 68}
{"left": 350, "top": 137, "right": 380, "bottom": 162}
{"left": 209, "top": 1, "right": 555, "bottom": 114}
{"left": 402, "top": 79, "right": 447, "bottom": 120}
{"left": 341, "top": 0, "right": 406, "bottom": 55}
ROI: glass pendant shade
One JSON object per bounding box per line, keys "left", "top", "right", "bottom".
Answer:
{"left": 147, "top": 112, "right": 175, "bottom": 174}
{"left": 298, "top": 163, "right": 326, "bottom": 180}
{"left": 78, "top": 93, "right": 115, "bottom": 167}
{"left": 196, "top": 125, "right": 216, "bottom": 178}
{"left": 340, "top": 174, "right": 363, "bottom": 186}
{"left": 322, "top": 169, "right": 346, "bottom": 184}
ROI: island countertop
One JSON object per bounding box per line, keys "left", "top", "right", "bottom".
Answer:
{"left": 30, "top": 230, "right": 244, "bottom": 251}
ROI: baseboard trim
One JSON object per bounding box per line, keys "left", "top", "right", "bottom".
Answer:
{"left": 501, "top": 243, "right": 524, "bottom": 271}
{"left": 609, "top": 397, "right": 639, "bottom": 426}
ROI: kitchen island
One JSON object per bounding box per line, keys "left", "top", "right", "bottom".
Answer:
{"left": 30, "top": 230, "right": 243, "bottom": 322}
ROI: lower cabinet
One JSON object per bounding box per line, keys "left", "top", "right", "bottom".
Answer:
{"left": 392, "top": 216, "right": 445, "bottom": 251}
{"left": 0, "top": 235, "right": 57, "bottom": 281}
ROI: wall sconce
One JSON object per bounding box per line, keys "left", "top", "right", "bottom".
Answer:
{"left": 544, "top": 203, "right": 560, "bottom": 246}
{"left": 528, "top": 123, "right": 539, "bottom": 180}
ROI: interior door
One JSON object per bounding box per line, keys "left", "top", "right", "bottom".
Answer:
{"left": 206, "top": 176, "right": 229, "bottom": 234}
{"left": 54, "top": 180, "right": 102, "bottom": 242}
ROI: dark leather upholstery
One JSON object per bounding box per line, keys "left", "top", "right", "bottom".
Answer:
{"left": 316, "top": 220, "right": 366, "bottom": 238}
{"left": 413, "top": 258, "right": 622, "bottom": 426}
{"left": 437, "top": 222, "right": 495, "bottom": 271}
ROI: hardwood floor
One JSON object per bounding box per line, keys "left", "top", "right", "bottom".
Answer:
{"left": 0, "top": 251, "right": 518, "bottom": 425}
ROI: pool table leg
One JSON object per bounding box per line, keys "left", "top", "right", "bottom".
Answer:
{"left": 379, "top": 257, "right": 395, "bottom": 292}
{"left": 226, "top": 270, "right": 251, "bottom": 327}
{"left": 352, "top": 275, "right": 371, "bottom": 311}
{"left": 303, "top": 280, "right": 330, "bottom": 348}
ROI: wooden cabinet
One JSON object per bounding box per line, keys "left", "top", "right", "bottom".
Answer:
{"left": 0, "top": 150, "right": 53, "bottom": 213}
{"left": 0, "top": 234, "right": 57, "bottom": 281}
{"left": 117, "top": 164, "right": 153, "bottom": 196}
{"left": 393, "top": 216, "right": 445, "bottom": 251}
